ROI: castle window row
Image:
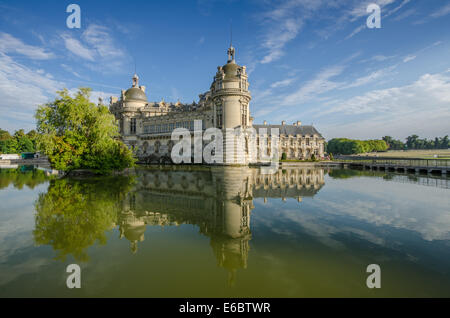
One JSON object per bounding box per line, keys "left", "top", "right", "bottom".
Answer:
{"left": 143, "top": 120, "right": 205, "bottom": 134}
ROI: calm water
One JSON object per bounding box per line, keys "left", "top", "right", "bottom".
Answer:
{"left": 0, "top": 165, "right": 449, "bottom": 297}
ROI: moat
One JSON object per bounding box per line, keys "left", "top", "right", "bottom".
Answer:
{"left": 0, "top": 165, "right": 449, "bottom": 297}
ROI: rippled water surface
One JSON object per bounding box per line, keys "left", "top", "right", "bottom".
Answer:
{"left": 0, "top": 165, "right": 449, "bottom": 297}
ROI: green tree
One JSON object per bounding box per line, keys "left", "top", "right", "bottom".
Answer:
{"left": 406, "top": 135, "right": 419, "bottom": 149}
{"left": 35, "top": 88, "right": 135, "bottom": 173}
{"left": 0, "top": 129, "right": 12, "bottom": 141}
{"left": 327, "top": 138, "right": 387, "bottom": 154}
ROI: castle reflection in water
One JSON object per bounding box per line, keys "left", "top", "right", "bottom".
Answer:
{"left": 117, "top": 166, "right": 325, "bottom": 285}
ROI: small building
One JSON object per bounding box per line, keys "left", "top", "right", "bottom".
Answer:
{"left": 0, "top": 154, "right": 21, "bottom": 160}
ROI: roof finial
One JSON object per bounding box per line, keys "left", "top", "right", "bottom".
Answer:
{"left": 132, "top": 58, "right": 139, "bottom": 87}
{"left": 132, "top": 72, "right": 139, "bottom": 87}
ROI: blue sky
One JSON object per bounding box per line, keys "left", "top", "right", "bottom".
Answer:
{"left": 0, "top": 0, "right": 449, "bottom": 140}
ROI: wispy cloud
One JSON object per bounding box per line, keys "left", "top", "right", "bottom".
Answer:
{"left": 260, "top": 17, "right": 303, "bottom": 64}
{"left": 61, "top": 63, "right": 82, "bottom": 78}
{"left": 430, "top": 3, "right": 450, "bottom": 18}
{"left": 61, "top": 34, "right": 95, "bottom": 61}
{"left": 384, "top": 0, "right": 411, "bottom": 18}
{"left": 318, "top": 72, "right": 450, "bottom": 139}
{"left": 391, "top": 8, "right": 416, "bottom": 21}
{"left": 345, "top": 25, "right": 365, "bottom": 40}
{"left": 403, "top": 55, "right": 416, "bottom": 63}
{"left": 257, "top": 0, "right": 329, "bottom": 64}
{"left": 365, "top": 55, "right": 397, "bottom": 62}
{"left": 61, "top": 24, "right": 129, "bottom": 73}
{"left": 0, "top": 52, "right": 63, "bottom": 131}
{"left": 82, "top": 24, "right": 126, "bottom": 60}
{"left": 270, "top": 77, "right": 296, "bottom": 88}
{"left": 340, "top": 65, "right": 397, "bottom": 89}
{"left": 0, "top": 32, "right": 54, "bottom": 60}
{"left": 282, "top": 65, "right": 345, "bottom": 105}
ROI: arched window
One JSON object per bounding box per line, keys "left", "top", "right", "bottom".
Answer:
{"left": 154, "top": 140, "right": 161, "bottom": 154}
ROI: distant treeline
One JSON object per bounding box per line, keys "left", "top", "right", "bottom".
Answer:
{"left": 382, "top": 135, "right": 449, "bottom": 150}
{"left": 327, "top": 138, "right": 388, "bottom": 155}
{"left": 0, "top": 129, "right": 37, "bottom": 154}
{"left": 327, "top": 135, "right": 449, "bottom": 155}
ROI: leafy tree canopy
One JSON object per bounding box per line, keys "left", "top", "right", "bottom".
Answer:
{"left": 327, "top": 138, "right": 388, "bottom": 155}
{"left": 35, "top": 88, "right": 135, "bottom": 173}
{"left": 0, "top": 128, "right": 36, "bottom": 154}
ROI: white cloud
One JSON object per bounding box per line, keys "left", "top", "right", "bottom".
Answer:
{"left": 345, "top": 25, "right": 365, "bottom": 40}
{"left": 403, "top": 55, "right": 416, "bottom": 63}
{"left": 258, "top": 0, "right": 401, "bottom": 62}
{"left": 0, "top": 53, "right": 63, "bottom": 131}
{"left": 0, "top": 51, "right": 118, "bottom": 132}
{"left": 82, "top": 24, "right": 125, "bottom": 60}
{"left": 257, "top": 0, "right": 328, "bottom": 64}
{"left": 319, "top": 72, "right": 450, "bottom": 139}
{"left": 261, "top": 18, "right": 303, "bottom": 64}
{"left": 340, "top": 66, "right": 396, "bottom": 89}
{"left": 384, "top": 0, "right": 411, "bottom": 18}
{"left": 0, "top": 32, "right": 54, "bottom": 60}
{"left": 391, "top": 7, "right": 416, "bottom": 21}
{"left": 430, "top": 3, "right": 450, "bottom": 18}
{"left": 61, "top": 34, "right": 95, "bottom": 61}
{"left": 61, "top": 64, "right": 82, "bottom": 78}
{"left": 282, "top": 65, "right": 345, "bottom": 105}
{"left": 369, "top": 55, "right": 397, "bottom": 62}
{"left": 270, "top": 78, "right": 296, "bottom": 88}
{"left": 60, "top": 24, "right": 128, "bottom": 73}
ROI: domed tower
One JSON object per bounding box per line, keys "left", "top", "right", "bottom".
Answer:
{"left": 211, "top": 45, "right": 251, "bottom": 164}
{"left": 110, "top": 73, "right": 147, "bottom": 149}
{"left": 212, "top": 45, "right": 251, "bottom": 130}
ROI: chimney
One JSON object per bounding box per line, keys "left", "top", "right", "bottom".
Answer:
{"left": 140, "top": 85, "right": 146, "bottom": 93}
{"left": 297, "top": 121, "right": 301, "bottom": 126}
{"left": 282, "top": 120, "right": 286, "bottom": 126}
{"left": 263, "top": 120, "right": 267, "bottom": 125}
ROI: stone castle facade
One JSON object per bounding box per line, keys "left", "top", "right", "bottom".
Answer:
{"left": 109, "top": 45, "right": 325, "bottom": 164}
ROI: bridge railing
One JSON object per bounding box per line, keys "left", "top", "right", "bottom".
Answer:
{"left": 339, "top": 158, "right": 450, "bottom": 168}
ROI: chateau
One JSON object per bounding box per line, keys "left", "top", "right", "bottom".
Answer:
{"left": 109, "top": 45, "right": 325, "bottom": 164}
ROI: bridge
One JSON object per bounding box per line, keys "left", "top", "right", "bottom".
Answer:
{"left": 340, "top": 158, "right": 449, "bottom": 176}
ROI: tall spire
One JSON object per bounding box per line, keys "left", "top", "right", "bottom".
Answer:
{"left": 227, "top": 21, "right": 236, "bottom": 63}
{"left": 230, "top": 20, "right": 233, "bottom": 48}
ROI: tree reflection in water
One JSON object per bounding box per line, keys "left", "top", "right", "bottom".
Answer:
{"left": 34, "top": 176, "right": 135, "bottom": 262}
